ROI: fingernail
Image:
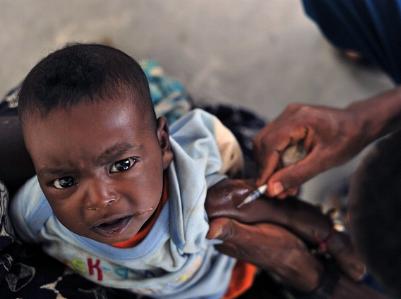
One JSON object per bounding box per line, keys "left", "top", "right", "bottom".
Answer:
{"left": 209, "top": 226, "right": 223, "bottom": 240}
{"left": 272, "top": 182, "right": 283, "bottom": 196}
{"left": 256, "top": 175, "right": 265, "bottom": 186}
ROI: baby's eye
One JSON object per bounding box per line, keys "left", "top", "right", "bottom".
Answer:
{"left": 110, "top": 157, "right": 137, "bottom": 173}
{"left": 52, "top": 176, "right": 75, "bottom": 189}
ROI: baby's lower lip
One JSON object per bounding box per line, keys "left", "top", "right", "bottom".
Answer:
{"left": 91, "top": 215, "right": 133, "bottom": 237}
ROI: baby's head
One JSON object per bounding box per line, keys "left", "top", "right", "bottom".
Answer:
{"left": 18, "top": 44, "right": 173, "bottom": 245}
{"left": 349, "top": 130, "right": 401, "bottom": 297}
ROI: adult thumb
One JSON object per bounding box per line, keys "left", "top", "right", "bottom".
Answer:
{"left": 268, "top": 152, "right": 321, "bottom": 196}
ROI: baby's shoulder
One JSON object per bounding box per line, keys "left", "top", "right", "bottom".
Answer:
{"left": 10, "top": 176, "right": 52, "bottom": 242}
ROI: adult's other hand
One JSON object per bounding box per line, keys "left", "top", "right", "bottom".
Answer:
{"left": 208, "top": 218, "right": 322, "bottom": 292}
{"left": 206, "top": 179, "right": 366, "bottom": 283}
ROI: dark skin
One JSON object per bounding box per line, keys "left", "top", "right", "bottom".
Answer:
{"left": 206, "top": 179, "right": 366, "bottom": 281}
{"left": 206, "top": 179, "right": 389, "bottom": 299}
{"left": 207, "top": 221, "right": 388, "bottom": 299}
{"left": 23, "top": 98, "right": 173, "bottom": 245}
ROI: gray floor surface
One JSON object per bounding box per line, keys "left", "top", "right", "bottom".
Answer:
{"left": 0, "top": 0, "right": 395, "bottom": 202}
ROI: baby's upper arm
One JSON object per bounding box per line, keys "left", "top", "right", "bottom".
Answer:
{"left": 170, "top": 109, "right": 243, "bottom": 187}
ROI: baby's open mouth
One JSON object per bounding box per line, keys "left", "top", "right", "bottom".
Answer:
{"left": 91, "top": 215, "right": 133, "bottom": 237}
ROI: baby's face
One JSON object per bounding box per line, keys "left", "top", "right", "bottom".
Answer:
{"left": 23, "top": 97, "right": 172, "bottom": 245}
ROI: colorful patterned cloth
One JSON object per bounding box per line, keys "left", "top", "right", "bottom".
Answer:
{"left": 142, "top": 60, "right": 193, "bottom": 123}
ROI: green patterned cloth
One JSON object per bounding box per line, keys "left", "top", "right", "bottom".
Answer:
{"left": 141, "top": 60, "right": 192, "bottom": 124}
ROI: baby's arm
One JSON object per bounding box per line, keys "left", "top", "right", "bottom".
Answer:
{"left": 205, "top": 178, "right": 366, "bottom": 282}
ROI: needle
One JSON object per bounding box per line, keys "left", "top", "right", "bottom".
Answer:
{"left": 237, "top": 184, "right": 268, "bottom": 208}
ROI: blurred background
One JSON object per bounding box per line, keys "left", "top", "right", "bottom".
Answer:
{"left": 0, "top": 0, "right": 394, "bottom": 202}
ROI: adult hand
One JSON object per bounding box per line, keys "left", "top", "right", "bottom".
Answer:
{"left": 206, "top": 179, "right": 366, "bottom": 283}
{"left": 253, "top": 103, "right": 366, "bottom": 197}
{"left": 208, "top": 218, "right": 323, "bottom": 292}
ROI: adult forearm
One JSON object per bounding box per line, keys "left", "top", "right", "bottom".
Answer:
{"left": 348, "top": 86, "right": 401, "bottom": 145}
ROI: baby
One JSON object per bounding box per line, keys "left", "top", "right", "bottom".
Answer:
{"left": 10, "top": 44, "right": 253, "bottom": 298}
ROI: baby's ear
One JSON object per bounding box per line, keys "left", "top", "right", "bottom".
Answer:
{"left": 156, "top": 117, "right": 173, "bottom": 169}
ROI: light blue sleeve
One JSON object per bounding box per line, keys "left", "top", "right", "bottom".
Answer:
{"left": 10, "top": 176, "right": 52, "bottom": 242}
{"left": 167, "top": 109, "right": 227, "bottom": 253}
{"left": 169, "top": 108, "right": 227, "bottom": 188}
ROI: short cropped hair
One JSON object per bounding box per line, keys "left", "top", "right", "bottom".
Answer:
{"left": 18, "top": 43, "right": 155, "bottom": 127}
{"left": 349, "top": 130, "right": 401, "bottom": 297}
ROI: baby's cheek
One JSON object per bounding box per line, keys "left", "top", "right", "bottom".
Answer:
{"left": 61, "top": 215, "right": 85, "bottom": 231}
{"left": 50, "top": 204, "right": 86, "bottom": 234}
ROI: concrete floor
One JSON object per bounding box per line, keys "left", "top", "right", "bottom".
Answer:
{"left": 0, "top": 0, "right": 395, "bottom": 202}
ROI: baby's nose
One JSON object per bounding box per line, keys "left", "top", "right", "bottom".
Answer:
{"left": 86, "top": 196, "right": 119, "bottom": 211}
{"left": 84, "top": 180, "right": 120, "bottom": 211}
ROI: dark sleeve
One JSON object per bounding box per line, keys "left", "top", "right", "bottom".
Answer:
{"left": 302, "top": 0, "right": 401, "bottom": 84}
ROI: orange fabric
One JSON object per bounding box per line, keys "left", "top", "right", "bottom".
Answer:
{"left": 223, "top": 261, "right": 257, "bottom": 299}
{"left": 112, "top": 176, "right": 169, "bottom": 248}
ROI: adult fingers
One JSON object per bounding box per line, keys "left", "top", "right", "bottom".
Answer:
{"left": 256, "top": 149, "right": 280, "bottom": 186}
{"left": 207, "top": 218, "right": 323, "bottom": 292}
{"left": 266, "top": 148, "right": 326, "bottom": 196}
{"left": 256, "top": 126, "right": 310, "bottom": 188}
